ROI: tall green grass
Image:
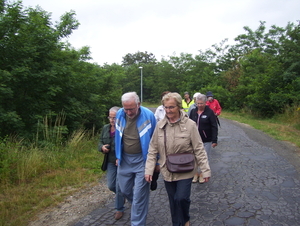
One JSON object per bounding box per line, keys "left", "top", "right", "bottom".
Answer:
{"left": 0, "top": 115, "right": 103, "bottom": 226}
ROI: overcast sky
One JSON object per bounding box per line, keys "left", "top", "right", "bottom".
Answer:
{"left": 21, "top": 0, "right": 299, "bottom": 65}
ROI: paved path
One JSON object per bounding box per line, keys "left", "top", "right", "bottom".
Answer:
{"left": 74, "top": 118, "right": 300, "bottom": 226}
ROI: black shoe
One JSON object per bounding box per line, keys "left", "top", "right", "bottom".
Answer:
{"left": 150, "top": 171, "right": 159, "bottom": 191}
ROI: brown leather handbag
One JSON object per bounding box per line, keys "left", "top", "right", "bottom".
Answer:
{"left": 163, "top": 126, "right": 195, "bottom": 173}
{"left": 166, "top": 153, "right": 195, "bottom": 173}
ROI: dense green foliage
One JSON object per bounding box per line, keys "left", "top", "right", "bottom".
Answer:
{"left": 0, "top": 1, "right": 123, "bottom": 139}
{"left": 1, "top": 1, "right": 299, "bottom": 140}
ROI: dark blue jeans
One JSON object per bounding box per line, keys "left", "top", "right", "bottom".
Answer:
{"left": 164, "top": 178, "right": 193, "bottom": 226}
{"left": 106, "top": 162, "right": 125, "bottom": 212}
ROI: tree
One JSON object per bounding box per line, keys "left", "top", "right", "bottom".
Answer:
{"left": 122, "top": 51, "right": 157, "bottom": 66}
{"left": 0, "top": 1, "right": 117, "bottom": 138}
{"left": 120, "top": 51, "right": 158, "bottom": 101}
{"left": 213, "top": 21, "right": 300, "bottom": 116}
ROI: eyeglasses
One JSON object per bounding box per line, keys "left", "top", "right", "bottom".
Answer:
{"left": 107, "top": 117, "right": 116, "bottom": 120}
{"left": 123, "top": 106, "right": 137, "bottom": 112}
{"left": 164, "top": 106, "right": 177, "bottom": 110}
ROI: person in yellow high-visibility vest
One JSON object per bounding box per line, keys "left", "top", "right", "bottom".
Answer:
{"left": 181, "top": 91, "right": 194, "bottom": 112}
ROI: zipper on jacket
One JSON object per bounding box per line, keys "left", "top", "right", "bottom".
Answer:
{"left": 202, "top": 130, "right": 207, "bottom": 138}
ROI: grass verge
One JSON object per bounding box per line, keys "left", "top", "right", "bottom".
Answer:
{"left": 220, "top": 110, "right": 300, "bottom": 148}
{"left": 142, "top": 102, "right": 160, "bottom": 108}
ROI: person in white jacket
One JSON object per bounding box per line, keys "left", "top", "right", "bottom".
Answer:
{"left": 154, "top": 91, "right": 170, "bottom": 122}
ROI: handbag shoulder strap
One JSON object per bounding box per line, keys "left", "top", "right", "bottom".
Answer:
{"left": 163, "top": 124, "right": 167, "bottom": 158}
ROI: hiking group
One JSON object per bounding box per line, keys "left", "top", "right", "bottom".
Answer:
{"left": 98, "top": 90, "right": 222, "bottom": 226}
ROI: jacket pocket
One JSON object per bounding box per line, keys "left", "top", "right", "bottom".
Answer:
{"left": 174, "top": 134, "right": 190, "bottom": 150}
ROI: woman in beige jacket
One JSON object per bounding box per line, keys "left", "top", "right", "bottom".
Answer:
{"left": 145, "top": 92, "right": 211, "bottom": 226}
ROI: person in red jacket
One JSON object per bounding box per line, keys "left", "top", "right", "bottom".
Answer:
{"left": 206, "top": 91, "right": 222, "bottom": 116}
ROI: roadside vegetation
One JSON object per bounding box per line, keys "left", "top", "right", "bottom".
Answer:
{"left": 221, "top": 106, "right": 300, "bottom": 148}
{"left": 0, "top": 125, "right": 102, "bottom": 226}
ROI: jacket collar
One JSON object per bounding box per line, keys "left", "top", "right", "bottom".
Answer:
{"left": 159, "top": 110, "right": 188, "bottom": 131}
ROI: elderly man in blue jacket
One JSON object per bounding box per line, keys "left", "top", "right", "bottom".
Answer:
{"left": 115, "top": 91, "right": 156, "bottom": 226}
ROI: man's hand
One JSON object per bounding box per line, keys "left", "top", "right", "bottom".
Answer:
{"left": 204, "top": 177, "right": 210, "bottom": 183}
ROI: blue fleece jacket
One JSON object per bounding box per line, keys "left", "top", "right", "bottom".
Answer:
{"left": 115, "top": 106, "right": 156, "bottom": 165}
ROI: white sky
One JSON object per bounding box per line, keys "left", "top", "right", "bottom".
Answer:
{"left": 20, "top": 0, "right": 299, "bottom": 65}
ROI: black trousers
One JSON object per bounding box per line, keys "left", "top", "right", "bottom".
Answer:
{"left": 164, "top": 178, "right": 193, "bottom": 226}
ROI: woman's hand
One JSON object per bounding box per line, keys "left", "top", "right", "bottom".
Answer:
{"left": 102, "top": 144, "right": 110, "bottom": 153}
{"left": 145, "top": 174, "right": 152, "bottom": 183}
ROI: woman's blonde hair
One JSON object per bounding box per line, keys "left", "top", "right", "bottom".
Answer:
{"left": 162, "top": 92, "right": 182, "bottom": 109}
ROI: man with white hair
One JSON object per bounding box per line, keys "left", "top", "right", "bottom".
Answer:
{"left": 115, "top": 91, "right": 156, "bottom": 226}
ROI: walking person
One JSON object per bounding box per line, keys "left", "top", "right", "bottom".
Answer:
{"left": 187, "top": 92, "right": 201, "bottom": 116}
{"left": 206, "top": 91, "right": 222, "bottom": 127}
{"left": 182, "top": 91, "right": 194, "bottom": 113}
{"left": 145, "top": 92, "right": 211, "bottom": 226}
{"left": 205, "top": 91, "right": 222, "bottom": 116}
{"left": 98, "top": 106, "right": 125, "bottom": 220}
{"left": 154, "top": 91, "right": 170, "bottom": 122}
{"left": 189, "top": 93, "right": 218, "bottom": 183}
{"left": 115, "top": 92, "right": 156, "bottom": 226}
